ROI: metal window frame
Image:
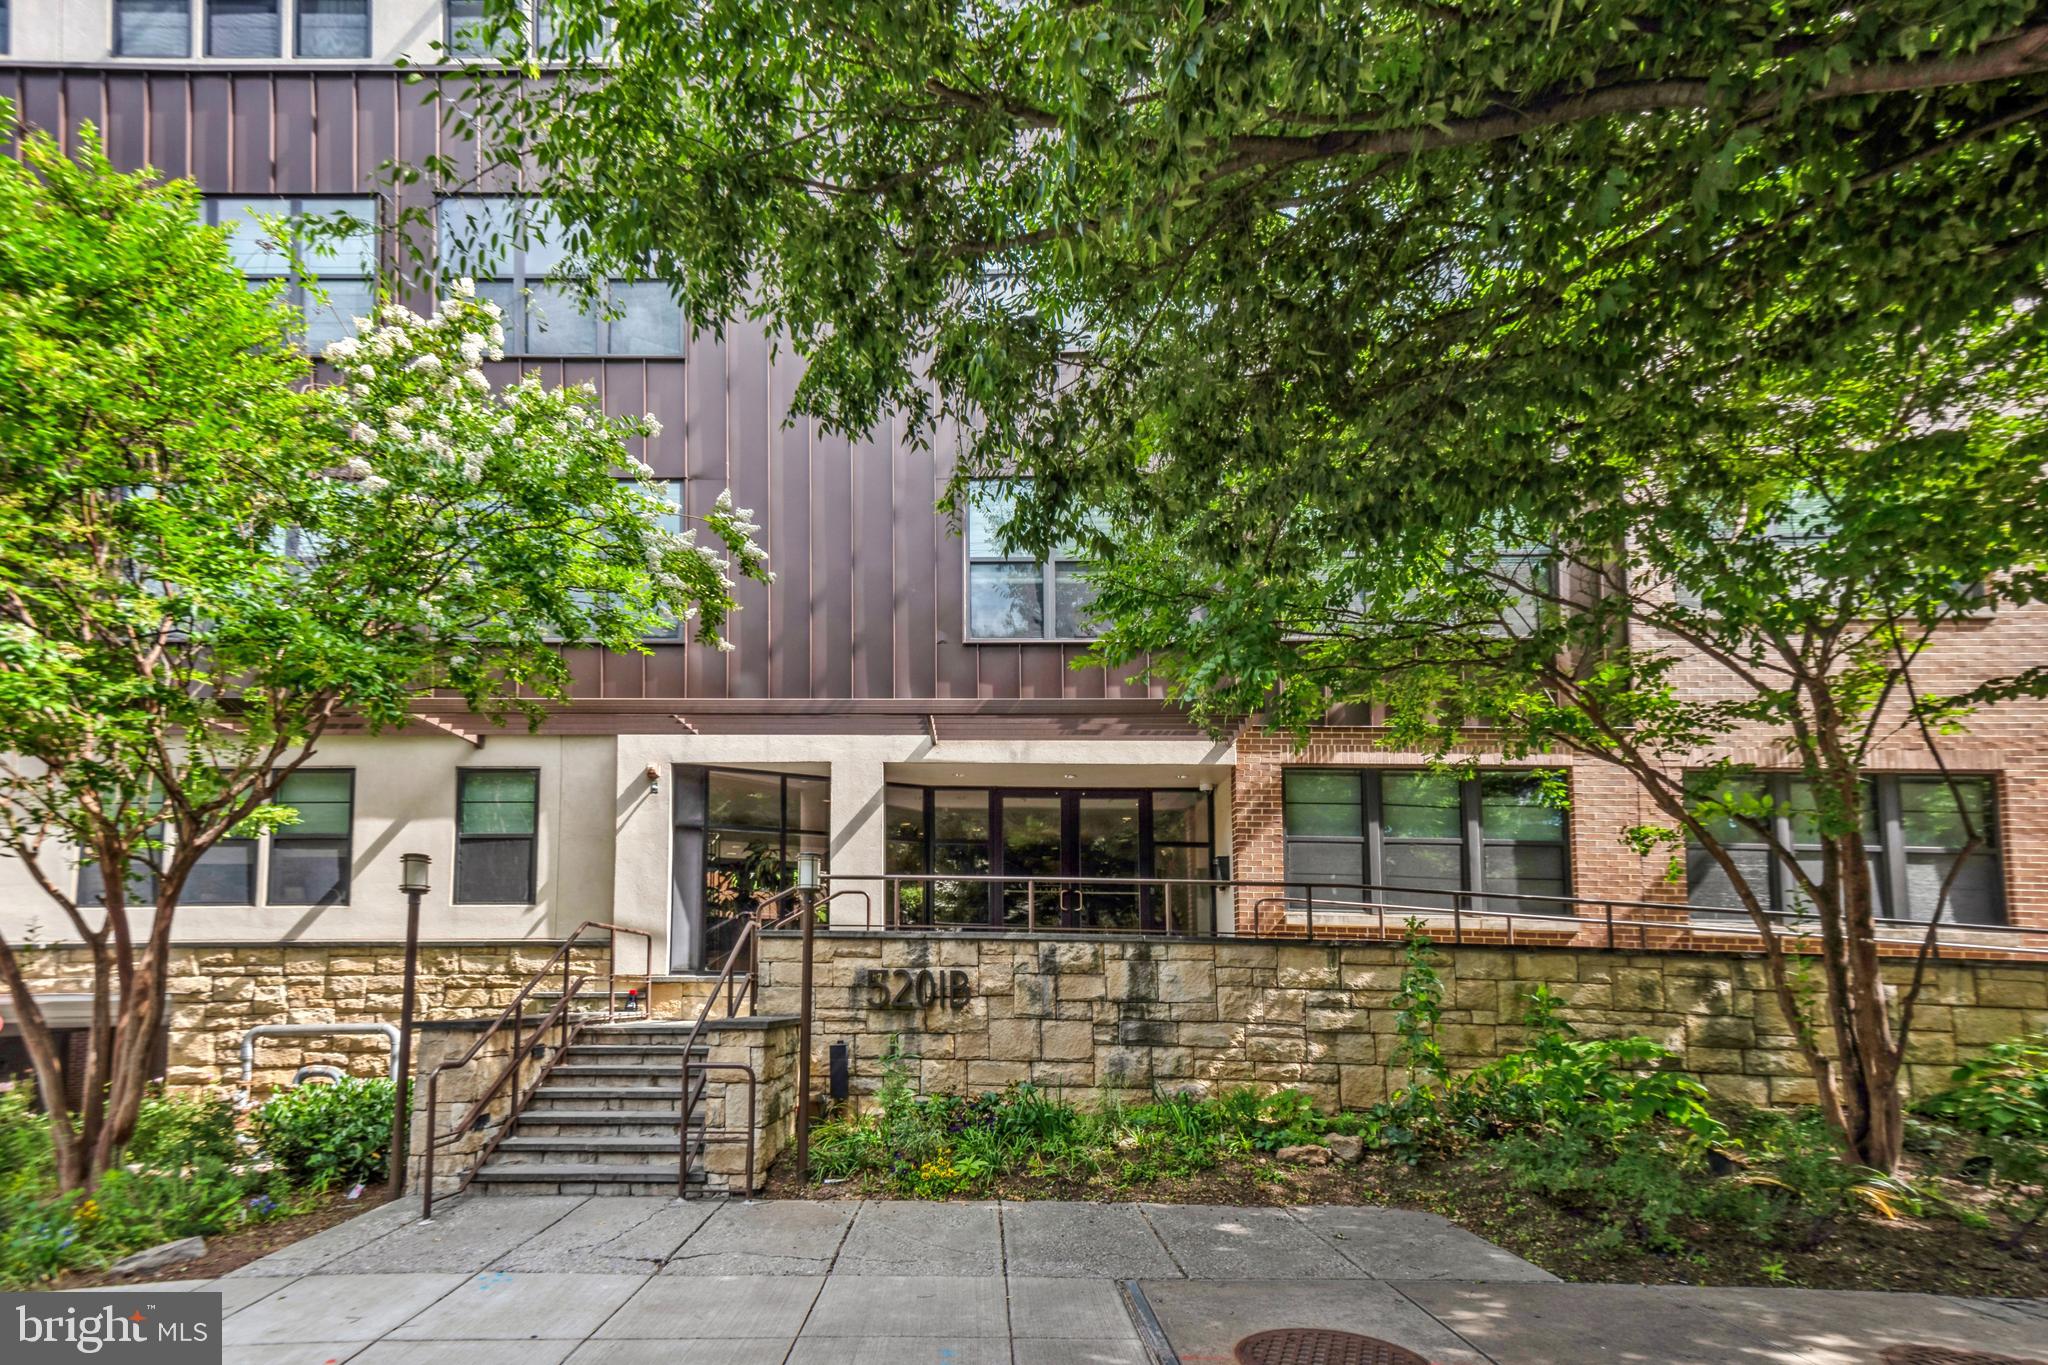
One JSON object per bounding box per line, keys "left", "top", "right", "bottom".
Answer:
{"left": 1280, "top": 767, "right": 1574, "bottom": 902}
{"left": 294, "top": 0, "right": 372, "bottom": 58}
{"left": 113, "top": 0, "right": 194, "bottom": 57}
{"left": 453, "top": 766, "right": 540, "bottom": 905}
{"left": 266, "top": 767, "right": 356, "bottom": 907}
{"left": 203, "top": 0, "right": 282, "bottom": 57}
{"left": 202, "top": 193, "right": 380, "bottom": 346}
{"left": 961, "top": 477, "right": 1098, "bottom": 643}
{"left": 1683, "top": 771, "right": 2004, "bottom": 923}
{"left": 434, "top": 194, "right": 683, "bottom": 357}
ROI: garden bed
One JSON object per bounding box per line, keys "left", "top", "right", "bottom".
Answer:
{"left": 768, "top": 1149, "right": 2047, "bottom": 1296}
{"left": 46, "top": 1183, "right": 392, "bottom": 1289}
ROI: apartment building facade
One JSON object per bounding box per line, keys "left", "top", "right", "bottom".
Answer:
{"left": 1, "top": 0, "right": 2042, "bottom": 1076}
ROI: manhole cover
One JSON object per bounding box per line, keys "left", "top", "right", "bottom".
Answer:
{"left": 1235, "top": 1328, "right": 1433, "bottom": 1365}
{"left": 1882, "top": 1350, "right": 2047, "bottom": 1365}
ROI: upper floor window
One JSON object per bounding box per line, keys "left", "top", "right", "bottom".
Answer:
{"left": 1685, "top": 772, "right": 2003, "bottom": 925}
{"left": 206, "top": 196, "right": 378, "bottom": 353}
{"left": 1281, "top": 768, "right": 1569, "bottom": 913}
{"left": 296, "top": 0, "right": 369, "bottom": 56}
{"left": 207, "top": 0, "right": 279, "bottom": 56}
{"left": 965, "top": 480, "right": 1098, "bottom": 641}
{"left": 116, "top": 0, "right": 192, "bottom": 56}
{"left": 447, "top": 0, "right": 602, "bottom": 60}
{"left": 1, "top": 0, "right": 11, "bottom": 56}
{"left": 437, "top": 198, "right": 683, "bottom": 356}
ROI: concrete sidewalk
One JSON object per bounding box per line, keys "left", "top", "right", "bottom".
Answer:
{"left": 104, "top": 1195, "right": 2046, "bottom": 1364}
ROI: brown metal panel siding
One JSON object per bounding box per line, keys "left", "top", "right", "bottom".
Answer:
{"left": 62, "top": 72, "right": 108, "bottom": 149}
{"left": 0, "top": 65, "right": 1173, "bottom": 709}
{"left": 726, "top": 322, "right": 773, "bottom": 698}
{"left": 812, "top": 424, "right": 854, "bottom": 697}
{"left": 854, "top": 421, "right": 895, "bottom": 697}
{"left": 189, "top": 75, "right": 231, "bottom": 185}
{"left": 682, "top": 329, "right": 729, "bottom": 699}
{"left": 274, "top": 75, "right": 314, "bottom": 187}
{"left": 146, "top": 73, "right": 190, "bottom": 178}
{"left": 104, "top": 73, "right": 148, "bottom": 173}
{"left": 312, "top": 74, "right": 356, "bottom": 190}
{"left": 18, "top": 71, "right": 63, "bottom": 138}
{"left": 230, "top": 75, "right": 272, "bottom": 190}
{"left": 769, "top": 356, "right": 811, "bottom": 696}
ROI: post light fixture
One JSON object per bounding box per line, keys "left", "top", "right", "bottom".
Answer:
{"left": 794, "top": 850, "right": 822, "bottom": 890}
{"left": 389, "top": 852, "right": 431, "bottom": 1193}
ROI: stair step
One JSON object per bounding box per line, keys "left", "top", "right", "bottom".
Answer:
{"left": 497, "top": 1136, "right": 684, "bottom": 1153}
{"left": 567, "top": 1044, "right": 708, "bottom": 1056}
{"left": 549, "top": 1063, "right": 700, "bottom": 1078}
{"left": 512, "top": 1109, "right": 688, "bottom": 1125}
{"left": 472, "top": 1162, "right": 702, "bottom": 1183}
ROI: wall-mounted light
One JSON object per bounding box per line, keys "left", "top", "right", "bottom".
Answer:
{"left": 795, "top": 850, "right": 823, "bottom": 890}
{"left": 398, "top": 852, "right": 432, "bottom": 895}
{"left": 645, "top": 763, "right": 662, "bottom": 795}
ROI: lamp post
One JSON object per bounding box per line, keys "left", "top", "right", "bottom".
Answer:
{"left": 388, "top": 852, "right": 431, "bottom": 1195}
{"left": 793, "top": 850, "right": 821, "bottom": 1182}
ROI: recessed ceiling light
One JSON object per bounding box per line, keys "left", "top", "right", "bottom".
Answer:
{"left": 1064, "top": 773, "right": 1077, "bottom": 780}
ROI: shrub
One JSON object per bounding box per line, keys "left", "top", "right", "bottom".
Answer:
{"left": 1914, "top": 1035, "right": 2048, "bottom": 1247}
{"left": 125, "top": 1092, "right": 239, "bottom": 1170}
{"left": 252, "top": 1077, "right": 396, "bottom": 1188}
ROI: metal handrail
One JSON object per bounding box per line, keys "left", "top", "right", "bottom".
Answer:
{"left": 865, "top": 873, "right": 2048, "bottom": 959}
{"left": 421, "top": 977, "right": 583, "bottom": 1220}
{"left": 413, "top": 919, "right": 655, "bottom": 1218}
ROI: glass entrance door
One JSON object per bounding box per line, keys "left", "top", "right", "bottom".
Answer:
{"left": 994, "top": 791, "right": 1147, "bottom": 929}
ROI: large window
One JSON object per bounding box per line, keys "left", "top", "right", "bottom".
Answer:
{"left": 296, "top": 0, "right": 370, "bottom": 56}
{"left": 965, "top": 480, "right": 1098, "bottom": 641}
{"left": 116, "top": 0, "right": 191, "bottom": 55}
{"left": 206, "top": 0, "right": 278, "bottom": 55}
{"left": 77, "top": 768, "right": 353, "bottom": 908}
{"left": 626, "top": 478, "right": 687, "bottom": 639}
{"left": 1686, "top": 773, "right": 2003, "bottom": 924}
{"left": 438, "top": 198, "right": 680, "bottom": 355}
{"left": 206, "top": 196, "right": 377, "bottom": 353}
{"left": 885, "top": 784, "right": 1214, "bottom": 931}
{"left": 673, "top": 768, "right": 829, "bottom": 963}
{"left": 1282, "top": 769, "right": 1569, "bottom": 912}
{"left": 455, "top": 769, "right": 539, "bottom": 904}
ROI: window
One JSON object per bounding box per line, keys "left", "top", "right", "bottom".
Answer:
{"left": 116, "top": 0, "right": 191, "bottom": 55}
{"left": 78, "top": 848, "right": 159, "bottom": 909}
{"left": 1686, "top": 773, "right": 2003, "bottom": 924}
{"left": 438, "top": 198, "right": 682, "bottom": 356}
{"left": 206, "top": 196, "right": 377, "bottom": 353}
{"left": 296, "top": 0, "right": 369, "bottom": 56}
{"left": 1281, "top": 769, "right": 1569, "bottom": 912}
{"left": 455, "top": 769, "right": 538, "bottom": 903}
{"left": 268, "top": 769, "right": 353, "bottom": 905}
{"left": 1, "top": 0, "right": 10, "bottom": 56}
{"left": 446, "top": 0, "right": 602, "bottom": 59}
{"left": 626, "top": 478, "right": 687, "bottom": 639}
{"left": 185, "top": 831, "right": 258, "bottom": 904}
{"left": 1487, "top": 548, "right": 1555, "bottom": 638}
{"left": 965, "top": 480, "right": 1098, "bottom": 641}
{"left": 206, "top": 0, "right": 278, "bottom": 55}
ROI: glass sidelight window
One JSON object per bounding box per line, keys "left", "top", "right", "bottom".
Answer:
{"left": 1685, "top": 772, "right": 2003, "bottom": 924}
{"left": 1281, "top": 769, "right": 1569, "bottom": 912}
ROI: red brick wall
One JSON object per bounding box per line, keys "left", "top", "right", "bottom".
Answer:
{"left": 1230, "top": 602, "right": 2048, "bottom": 942}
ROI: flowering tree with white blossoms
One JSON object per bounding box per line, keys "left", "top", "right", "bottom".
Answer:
{"left": 0, "top": 120, "right": 767, "bottom": 1191}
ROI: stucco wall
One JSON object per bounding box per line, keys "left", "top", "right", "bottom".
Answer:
{"left": 755, "top": 932, "right": 2048, "bottom": 1111}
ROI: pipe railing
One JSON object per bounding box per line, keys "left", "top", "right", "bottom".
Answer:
{"left": 845, "top": 873, "right": 2048, "bottom": 960}
{"left": 414, "top": 919, "right": 655, "bottom": 1219}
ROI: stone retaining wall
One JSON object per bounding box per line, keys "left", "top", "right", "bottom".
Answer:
{"left": 754, "top": 932, "right": 2048, "bottom": 1110}
{"left": 14, "top": 942, "right": 612, "bottom": 1097}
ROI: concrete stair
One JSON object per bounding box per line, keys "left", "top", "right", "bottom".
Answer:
{"left": 469, "top": 1024, "right": 712, "bottom": 1197}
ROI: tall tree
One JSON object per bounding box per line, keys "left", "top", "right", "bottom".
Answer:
{"left": 0, "top": 118, "right": 769, "bottom": 1191}
{"left": 437, "top": 2, "right": 2048, "bottom": 1168}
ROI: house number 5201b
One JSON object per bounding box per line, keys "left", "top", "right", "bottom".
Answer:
{"left": 861, "top": 968, "right": 972, "bottom": 1010}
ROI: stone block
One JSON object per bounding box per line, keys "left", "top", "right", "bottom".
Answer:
{"left": 1339, "top": 963, "right": 1404, "bottom": 992}
{"left": 1157, "top": 959, "right": 1216, "bottom": 1004}
{"left": 1041, "top": 1020, "right": 1093, "bottom": 1061}
{"left": 1456, "top": 950, "right": 1515, "bottom": 980}
{"left": 1276, "top": 948, "right": 1340, "bottom": 988}
{"left": 1610, "top": 969, "right": 1665, "bottom": 1009}
{"left": 1338, "top": 1065, "right": 1388, "bottom": 1108}
{"left": 1955, "top": 1008, "right": 2037, "bottom": 1045}
{"left": 987, "top": 1017, "right": 1040, "bottom": 1061}
{"left": 1700, "top": 1073, "right": 1770, "bottom": 1106}
{"left": 1975, "top": 978, "right": 2048, "bottom": 1009}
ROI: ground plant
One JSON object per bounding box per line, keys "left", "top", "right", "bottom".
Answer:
{"left": 0, "top": 1088, "right": 314, "bottom": 1287}
{"left": 250, "top": 1078, "right": 398, "bottom": 1189}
